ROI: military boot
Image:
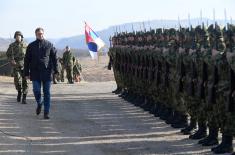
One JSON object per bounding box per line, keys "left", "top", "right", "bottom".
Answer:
{"left": 199, "top": 127, "right": 218, "bottom": 146}
{"left": 118, "top": 89, "right": 127, "bottom": 98}
{"left": 21, "top": 94, "right": 27, "bottom": 104}
{"left": 141, "top": 97, "right": 149, "bottom": 110}
{"left": 150, "top": 102, "right": 157, "bottom": 114}
{"left": 17, "top": 90, "right": 21, "bottom": 102}
{"left": 113, "top": 87, "right": 122, "bottom": 94}
{"left": 134, "top": 96, "right": 145, "bottom": 107}
{"left": 171, "top": 112, "right": 188, "bottom": 128}
{"left": 154, "top": 103, "right": 163, "bottom": 117}
{"left": 129, "top": 93, "right": 137, "bottom": 103}
{"left": 160, "top": 107, "right": 171, "bottom": 120}
{"left": 165, "top": 108, "right": 174, "bottom": 124}
{"left": 36, "top": 104, "right": 42, "bottom": 115}
{"left": 189, "top": 121, "right": 207, "bottom": 139}
{"left": 211, "top": 134, "right": 233, "bottom": 154}
{"left": 181, "top": 117, "right": 197, "bottom": 135}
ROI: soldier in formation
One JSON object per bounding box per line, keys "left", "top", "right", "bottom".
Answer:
{"left": 108, "top": 23, "right": 235, "bottom": 154}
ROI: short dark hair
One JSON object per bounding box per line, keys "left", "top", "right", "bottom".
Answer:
{"left": 35, "top": 27, "right": 44, "bottom": 34}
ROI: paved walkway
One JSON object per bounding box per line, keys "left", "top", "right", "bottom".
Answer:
{"left": 0, "top": 80, "right": 226, "bottom": 155}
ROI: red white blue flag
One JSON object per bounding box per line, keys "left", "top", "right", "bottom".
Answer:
{"left": 85, "top": 22, "right": 105, "bottom": 59}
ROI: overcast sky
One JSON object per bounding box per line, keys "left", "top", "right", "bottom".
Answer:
{"left": 0, "top": 0, "right": 234, "bottom": 38}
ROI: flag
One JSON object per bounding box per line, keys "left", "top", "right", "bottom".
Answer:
{"left": 85, "top": 22, "right": 105, "bottom": 59}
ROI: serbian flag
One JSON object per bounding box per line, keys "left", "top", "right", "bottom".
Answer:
{"left": 85, "top": 22, "right": 105, "bottom": 59}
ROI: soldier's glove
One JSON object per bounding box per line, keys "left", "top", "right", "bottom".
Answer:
{"left": 179, "top": 47, "right": 185, "bottom": 53}
{"left": 189, "top": 49, "right": 196, "bottom": 55}
{"left": 201, "top": 47, "right": 206, "bottom": 52}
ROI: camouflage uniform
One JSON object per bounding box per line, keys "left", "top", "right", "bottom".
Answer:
{"left": 73, "top": 58, "right": 82, "bottom": 82}
{"left": 211, "top": 24, "right": 235, "bottom": 154}
{"left": 59, "top": 58, "right": 65, "bottom": 82}
{"left": 181, "top": 28, "right": 197, "bottom": 134}
{"left": 190, "top": 26, "right": 211, "bottom": 143}
{"left": 6, "top": 31, "right": 28, "bottom": 104}
{"left": 62, "top": 47, "right": 75, "bottom": 84}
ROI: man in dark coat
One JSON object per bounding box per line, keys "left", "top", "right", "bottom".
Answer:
{"left": 24, "top": 27, "right": 58, "bottom": 119}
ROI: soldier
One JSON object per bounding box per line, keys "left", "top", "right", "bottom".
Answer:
{"left": 210, "top": 24, "right": 235, "bottom": 154}
{"left": 172, "top": 28, "right": 188, "bottom": 128}
{"left": 6, "top": 31, "right": 28, "bottom": 104}
{"left": 181, "top": 27, "right": 197, "bottom": 134}
{"left": 62, "top": 46, "right": 75, "bottom": 84}
{"left": 222, "top": 24, "right": 235, "bottom": 155}
{"left": 189, "top": 25, "right": 210, "bottom": 144}
{"left": 73, "top": 58, "right": 82, "bottom": 83}
{"left": 201, "top": 24, "right": 225, "bottom": 151}
{"left": 53, "top": 57, "right": 62, "bottom": 84}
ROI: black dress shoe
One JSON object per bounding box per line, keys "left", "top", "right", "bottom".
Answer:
{"left": 36, "top": 105, "right": 42, "bottom": 115}
{"left": 44, "top": 113, "right": 50, "bottom": 119}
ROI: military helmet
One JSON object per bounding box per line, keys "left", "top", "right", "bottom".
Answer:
{"left": 222, "top": 26, "right": 232, "bottom": 38}
{"left": 155, "top": 28, "right": 162, "bottom": 35}
{"left": 195, "top": 25, "right": 202, "bottom": 34}
{"left": 207, "top": 23, "right": 222, "bottom": 38}
{"left": 14, "top": 31, "right": 23, "bottom": 39}
{"left": 177, "top": 27, "right": 185, "bottom": 39}
{"left": 150, "top": 29, "right": 155, "bottom": 34}
{"left": 169, "top": 28, "right": 176, "bottom": 36}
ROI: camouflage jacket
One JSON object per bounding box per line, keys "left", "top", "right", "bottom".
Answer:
{"left": 6, "top": 41, "right": 27, "bottom": 68}
{"left": 62, "top": 51, "right": 75, "bottom": 67}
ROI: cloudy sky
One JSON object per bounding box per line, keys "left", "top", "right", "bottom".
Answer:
{"left": 0, "top": 0, "right": 234, "bottom": 38}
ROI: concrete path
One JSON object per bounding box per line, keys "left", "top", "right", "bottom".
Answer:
{"left": 0, "top": 80, "right": 228, "bottom": 155}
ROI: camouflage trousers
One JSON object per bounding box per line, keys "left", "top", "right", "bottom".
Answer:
{"left": 60, "top": 66, "right": 65, "bottom": 82}
{"left": 65, "top": 65, "right": 73, "bottom": 83}
{"left": 205, "top": 88, "right": 224, "bottom": 129}
{"left": 13, "top": 67, "right": 28, "bottom": 94}
{"left": 212, "top": 90, "right": 231, "bottom": 133}
{"left": 113, "top": 68, "right": 123, "bottom": 90}
{"left": 222, "top": 92, "right": 235, "bottom": 136}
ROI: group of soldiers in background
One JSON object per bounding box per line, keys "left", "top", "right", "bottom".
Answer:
{"left": 53, "top": 46, "right": 82, "bottom": 84}
{"left": 108, "top": 22, "right": 235, "bottom": 154}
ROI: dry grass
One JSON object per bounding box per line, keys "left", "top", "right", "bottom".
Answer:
{"left": 0, "top": 75, "right": 12, "bottom": 82}
{"left": 79, "top": 56, "right": 114, "bottom": 82}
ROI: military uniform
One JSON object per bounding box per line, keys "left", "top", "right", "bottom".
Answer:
{"left": 6, "top": 31, "right": 28, "bottom": 104}
{"left": 109, "top": 24, "right": 235, "bottom": 154}
{"left": 73, "top": 59, "right": 82, "bottom": 82}
{"left": 62, "top": 47, "right": 75, "bottom": 84}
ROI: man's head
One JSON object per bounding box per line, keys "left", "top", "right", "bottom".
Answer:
{"left": 35, "top": 27, "right": 44, "bottom": 40}
{"left": 14, "top": 31, "right": 23, "bottom": 42}
{"left": 65, "top": 45, "right": 70, "bottom": 51}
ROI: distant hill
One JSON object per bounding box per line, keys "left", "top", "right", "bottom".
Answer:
{"left": 0, "top": 18, "right": 234, "bottom": 51}
{"left": 0, "top": 38, "right": 10, "bottom": 51}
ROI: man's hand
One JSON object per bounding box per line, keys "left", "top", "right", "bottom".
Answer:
{"left": 10, "top": 60, "right": 16, "bottom": 65}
